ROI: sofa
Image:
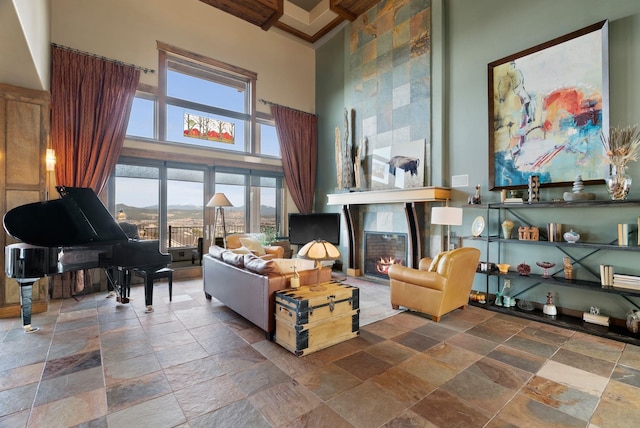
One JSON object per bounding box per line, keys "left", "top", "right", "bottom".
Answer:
{"left": 225, "top": 233, "right": 285, "bottom": 260}
{"left": 388, "top": 247, "right": 481, "bottom": 322}
{"left": 203, "top": 246, "right": 331, "bottom": 337}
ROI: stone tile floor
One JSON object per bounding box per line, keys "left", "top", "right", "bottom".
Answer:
{"left": 1, "top": 277, "right": 640, "bottom": 427}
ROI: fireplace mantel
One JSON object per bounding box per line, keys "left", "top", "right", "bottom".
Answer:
{"left": 328, "top": 186, "right": 451, "bottom": 276}
{"left": 327, "top": 186, "right": 450, "bottom": 205}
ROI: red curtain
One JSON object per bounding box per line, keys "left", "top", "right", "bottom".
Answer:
{"left": 51, "top": 46, "right": 140, "bottom": 194}
{"left": 271, "top": 104, "right": 318, "bottom": 214}
{"left": 50, "top": 46, "right": 140, "bottom": 294}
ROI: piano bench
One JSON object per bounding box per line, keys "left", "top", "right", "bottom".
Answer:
{"left": 134, "top": 267, "right": 173, "bottom": 302}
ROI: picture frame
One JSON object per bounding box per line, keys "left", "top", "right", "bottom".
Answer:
{"left": 488, "top": 20, "right": 609, "bottom": 190}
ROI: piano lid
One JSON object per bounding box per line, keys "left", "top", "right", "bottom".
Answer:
{"left": 3, "top": 186, "right": 129, "bottom": 247}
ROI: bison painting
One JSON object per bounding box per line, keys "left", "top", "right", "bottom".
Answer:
{"left": 388, "top": 156, "right": 420, "bottom": 176}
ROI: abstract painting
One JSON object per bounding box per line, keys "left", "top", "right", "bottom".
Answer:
{"left": 488, "top": 20, "right": 609, "bottom": 190}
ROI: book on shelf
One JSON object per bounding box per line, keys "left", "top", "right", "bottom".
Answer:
{"left": 612, "top": 281, "right": 640, "bottom": 291}
{"left": 600, "top": 264, "right": 613, "bottom": 287}
{"left": 503, "top": 198, "right": 524, "bottom": 204}
{"left": 583, "top": 312, "right": 610, "bottom": 326}
{"left": 613, "top": 273, "right": 640, "bottom": 283}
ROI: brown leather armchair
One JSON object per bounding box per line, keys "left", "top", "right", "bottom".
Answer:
{"left": 388, "top": 247, "right": 481, "bottom": 322}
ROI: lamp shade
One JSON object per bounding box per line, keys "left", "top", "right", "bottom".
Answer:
{"left": 298, "top": 239, "right": 341, "bottom": 261}
{"left": 431, "top": 206, "right": 463, "bottom": 226}
{"left": 206, "top": 193, "right": 233, "bottom": 207}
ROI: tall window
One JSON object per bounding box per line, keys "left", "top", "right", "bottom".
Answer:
{"left": 214, "top": 169, "right": 284, "bottom": 239}
{"left": 125, "top": 43, "right": 280, "bottom": 158}
{"left": 114, "top": 164, "right": 160, "bottom": 240}
{"left": 113, "top": 162, "right": 206, "bottom": 254}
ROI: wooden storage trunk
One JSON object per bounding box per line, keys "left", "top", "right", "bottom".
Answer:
{"left": 274, "top": 281, "right": 359, "bottom": 356}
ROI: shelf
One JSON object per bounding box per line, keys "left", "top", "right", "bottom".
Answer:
{"left": 465, "top": 197, "right": 640, "bottom": 346}
{"left": 465, "top": 199, "right": 640, "bottom": 209}
{"left": 466, "top": 236, "right": 640, "bottom": 252}
{"left": 469, "top": 300, "right": 640, "bottom": 346}
{"left": 477, "top": 270, "right": 640, "bottom": 297}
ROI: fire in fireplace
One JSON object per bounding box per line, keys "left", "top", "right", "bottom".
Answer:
{"left": 364, "top": 232, "right": 407, "bottom": 279}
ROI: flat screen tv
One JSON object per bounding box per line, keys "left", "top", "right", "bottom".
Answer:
{"left": 288, "top": 213, "right": 340, "bottom": 245}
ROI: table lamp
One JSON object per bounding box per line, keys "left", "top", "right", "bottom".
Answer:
{"left": 298, "top": 239, "right": 341, "bottom": 291}
{"left": 431, "top": 202, "right": 463, "bottom": 251}
{"left": 206, "top": 193, "right": 233, "bottom": 247}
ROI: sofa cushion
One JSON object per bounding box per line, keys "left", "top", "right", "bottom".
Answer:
{"left": 222, "top": 251, "right": 245, "bottom": 268}
{"left": 240, "top": 236, "right": 266, "bottom": 256}
{"left": 244, "top": 254, "right": 275, "bottom": 275}
{"left": 209, "top": 245, "right": 227, "bottom": 260}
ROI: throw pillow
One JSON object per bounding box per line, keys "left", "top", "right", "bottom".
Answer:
{"left": 428, "top": 252, "right": 444, "bottom": 272}
{"left": 239, "top": 236, "right": 266, "bottom": 256}
{"left": 231, "top": 246, "right": 251, "bottom": 255}
{"left": 221, "top": 251, "right": 244, "bottom": 268}
{"left": 244, "top": 254, "right": 275, "bottom": 275}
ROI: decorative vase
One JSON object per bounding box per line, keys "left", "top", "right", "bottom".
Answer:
{"left": 517, "top": 261, "right": 531, "bottom": 276}
{"left": 563, "top": 229, "right": 580, "bottom": 243}
{"left": 606, "top": 166, "right": 632, "bottom": 200}
{"left": 502, "top": 219, "right": 514, "bottom": 239}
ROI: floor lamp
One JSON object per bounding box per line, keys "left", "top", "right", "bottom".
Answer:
{"left": 207, "top": 193, "right": 233, "bottom": 248}
{"left": 431, "top": 202, "right": 463, "bottom": 252}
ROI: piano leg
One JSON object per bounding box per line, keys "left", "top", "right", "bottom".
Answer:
{"left": 144, "top": 272, "right": 154, "bottom": 313}
{"left": 17, "top": 280, "right": 39, "bottom": 333}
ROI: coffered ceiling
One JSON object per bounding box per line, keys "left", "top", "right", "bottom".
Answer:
{"left": 199, "top": 0, "right": 381, "bottom": 44}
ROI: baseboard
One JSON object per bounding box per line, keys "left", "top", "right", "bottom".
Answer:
{"left": 0, "top": 301, "right": 48, "bottom": 319}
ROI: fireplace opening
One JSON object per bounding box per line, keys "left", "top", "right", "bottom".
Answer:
{"left": 364, "top": 232, "right": 407, "bottom": 279}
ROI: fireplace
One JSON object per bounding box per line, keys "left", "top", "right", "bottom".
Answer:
{"left": 364, "top": 232, "right": 407, "bottom": 279}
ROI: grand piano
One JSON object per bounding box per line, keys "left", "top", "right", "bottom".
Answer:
{"left": 4, "top": 186, "right": 171, "bottom": 329}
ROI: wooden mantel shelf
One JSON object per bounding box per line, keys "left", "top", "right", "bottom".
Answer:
{"left": 326, "top": 186, "right": 451, "bottom": 205}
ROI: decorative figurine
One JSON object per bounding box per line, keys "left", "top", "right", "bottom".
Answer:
{"left": 543, "top": 292, "right": 557, "bottom": 316}
{"left": 563, "top": 257, "right": 573, "bottom": 280}
{"left": 468, "top": 184, "right": 482, "bottom": 204}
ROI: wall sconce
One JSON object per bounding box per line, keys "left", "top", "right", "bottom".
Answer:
{"left": 45, "top": 149, "right": 56, "bottom": 172}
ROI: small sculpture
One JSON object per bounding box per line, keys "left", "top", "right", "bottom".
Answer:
{"left": 563, "top": 175, "right": 595, "bottom": 201}
{"left": 563, "top": 257, "right": 573, "bottom": 280}
{"left": 543, "top": 292, "right": 557, "bottom": 316}
{"left": 468, "top": 184, "right": 482, "bottom": 204}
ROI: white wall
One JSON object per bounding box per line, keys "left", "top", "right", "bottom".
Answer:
{"left": 51, "top": 0, "right": 316, "bottom": 115}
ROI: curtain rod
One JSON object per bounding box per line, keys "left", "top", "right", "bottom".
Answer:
{"left": 259, "top": 99, "right": 316, "bottom": 116}
{"left": 51, "top": 43, "right": 155, "bottom": 74}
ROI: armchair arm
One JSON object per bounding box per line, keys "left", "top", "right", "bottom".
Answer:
{"left": 388, "top": 264, "right": 446, "bottom": 291}
{"left": 264, "top": 245, "right": 285, "bottom": 259}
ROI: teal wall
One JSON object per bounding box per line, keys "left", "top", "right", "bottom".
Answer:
{"left": 317, "top": 0, "right": 640, "bottom": 319}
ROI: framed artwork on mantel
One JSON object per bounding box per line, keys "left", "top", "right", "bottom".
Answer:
{"left": 488, "top": 20, "right": 609, "bottom": 190}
